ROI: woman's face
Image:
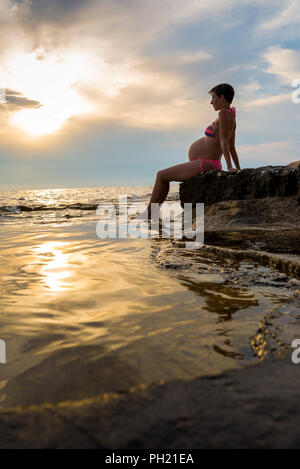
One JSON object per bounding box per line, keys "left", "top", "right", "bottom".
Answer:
{"left": 210, "top": 92, "right": 223, "bottom": 110}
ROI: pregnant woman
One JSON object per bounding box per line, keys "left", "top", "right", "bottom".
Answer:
{"left": 141, "top": 83, "right": 241, "bottom": 219}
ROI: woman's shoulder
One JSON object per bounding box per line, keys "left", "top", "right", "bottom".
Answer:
{"left": 214, "top": 113, "right": 236, "bottom": 133}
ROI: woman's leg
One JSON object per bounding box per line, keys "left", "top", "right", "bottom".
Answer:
{"left": 147, "top": 159, "right": 211, "bottom": 216}
{"left": 158, "top": 181, "right": 170, "bottom": 204}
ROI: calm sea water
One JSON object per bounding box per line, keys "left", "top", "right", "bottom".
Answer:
{"left": 0, "top": 185, "right": 181, "bottom": 226}
{"left": 0, "top": 185, "right": 299, "bottom": 408}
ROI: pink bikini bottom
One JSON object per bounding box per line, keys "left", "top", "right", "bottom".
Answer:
{"left": 198, "top": 157, "right": 222, "bottom": 173}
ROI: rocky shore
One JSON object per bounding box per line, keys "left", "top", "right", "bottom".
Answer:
{"left": 179, "top": 160, "right": 300, "bottom": 214}
{"left": 180, "top": 160, "right": 300, "bottom": 278}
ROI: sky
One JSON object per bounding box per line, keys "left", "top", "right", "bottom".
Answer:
{"left": 0, "top": 0, "right": 299, "bottom": 190}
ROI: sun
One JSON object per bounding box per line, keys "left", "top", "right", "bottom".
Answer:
{"left": 11, "top": 107, "right": 70, "bottom": 136}
{"left": 3, "top": 48, "right": 146, "bottom": 137}
{"left": 6, "top": 51, "right": 92, "bottom": 136}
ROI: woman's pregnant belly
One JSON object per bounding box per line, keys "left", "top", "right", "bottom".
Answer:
{"left": 188, "top": 136, "right": 222, "bottom": 161}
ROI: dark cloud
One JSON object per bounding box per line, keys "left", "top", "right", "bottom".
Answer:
{"left": 8, "top": 0, "right": 104, "bottom": 55}
{"left": 12, "top": 0, "right": 96, "bottom": 26}
{"left": 1, "top": 88, "right": 42, "bottom": 110}
{"left": 10, "top": 0, "right": 172, "bottom": 53}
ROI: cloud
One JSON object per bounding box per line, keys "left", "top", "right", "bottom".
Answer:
{"left": 74, "top": 54, "right": 207, "bottom": 129}
{"left": 100, "top": 83, "right": 201, "bottom": 129}
{"left": 240, "top": 140, "right": 300, "bottom": 166}
{"left": 11, "top": 0, "right": 91, "bottom": 26}
{"left": 175, "top": 51, "right": 213, "bottom": 64}
{"left": 245, "top": 92, "right": 291, "bottom": 108}
{"left": 1, "top": 0, "right": 300, "bottom": 189}
{"left": 1, "top": 0, "right": 299, "bottom": 138}
{"left": 1, "top": 88, "right": 42, "bottom": 109}
{"left": 256, "top": 0, "right": 300, "bottom": 33}
{"left": 239, "top": 77, "right": 261, "bottom": 94}
{"left": 261, "top": 46, "right": 300, "bottom": 84}
{"left": 0, "top": 0, "right": 225, "bottom": 135}
{"left": 238, "top": 45, "right": 300, "bottom": 110}
{"left": 9, "top": 0, "right": 241, "bottom": 56}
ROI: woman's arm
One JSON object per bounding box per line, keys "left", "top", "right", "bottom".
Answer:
{"left": 219, "top": 110, "right": 234, "bottom": 170}
{"left": 229, "top": 147, "right": 241, "bottom": 170}
{"left": 222, "top": 146, "right": 235, "bottom": 171}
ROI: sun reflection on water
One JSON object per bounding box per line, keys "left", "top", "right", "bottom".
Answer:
{"left": 34, "top": 241, "right": 72, "bottom": 292}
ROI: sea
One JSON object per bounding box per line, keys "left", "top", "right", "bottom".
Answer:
{"left": 0, "top": 185, "right": 299, "bottom": 408}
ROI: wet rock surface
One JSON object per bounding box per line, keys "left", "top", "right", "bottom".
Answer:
{"left": 179, "top": 160, "right": 300, "bottom": 370}
{"left": 204, "top": 228, "right": 300, "bottom": 255}
{"left": 152, "top": 236, "right": 300, "bottom": 362}
{"left": 0, "top": 356, "right": 300, "bottom": 449}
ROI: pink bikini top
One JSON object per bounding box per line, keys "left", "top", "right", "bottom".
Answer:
{"left": 204, "top": 107, "right": 236, "bottom": 138}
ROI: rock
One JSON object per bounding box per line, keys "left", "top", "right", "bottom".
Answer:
{"left": 178, "top": 161, "right": 300, "bottom": 279}
{"left": 180, "top": 160, "right": 300, "bottom": 206}
{"left": 179, "top": 161, "right": 300, "bottom": 229}
{"left": 287, "top": 161, "right": 300, "bottom": 171}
